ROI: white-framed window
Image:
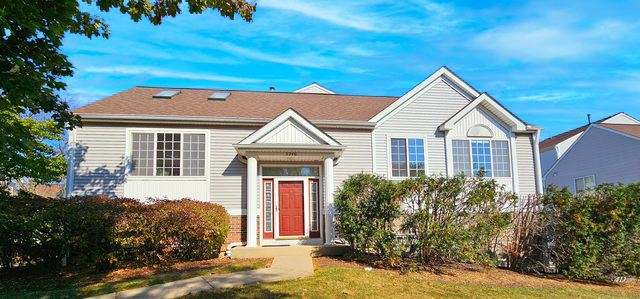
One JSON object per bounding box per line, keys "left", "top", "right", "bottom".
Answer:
{"left": 264, "top": 181, "right": 273, "bottom": 232}
{"left": 575, "top": 175, "right": 596, "bottom": 193}
{"left": 130, "top": 132, "right": 206, "bottom": 177}
{"left": 390, "top": 137, "right": 426, "bottom": 177}
{"left": 310, "top": 180, "right": 319, "bottom": 232}
{"left": 452, "top": 139, "right": 510, "bottom": 177}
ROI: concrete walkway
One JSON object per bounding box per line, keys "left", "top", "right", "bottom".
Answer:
{"left": 87, "top": 256, "right": 314, "bottom": 299}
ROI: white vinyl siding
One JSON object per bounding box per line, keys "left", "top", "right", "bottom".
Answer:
{"left": 545, "top": 126, "right": 640, "bottom": 194}
{"left": 516, "top": 134, "right": 538, "bottom": 195}
{"left": 374, "top": 79, "right": 471, "bottom": 177}
{"left": 326, "top": 128, "right": 374, "bottom": 189}
{"left": 71, "top": 124, "right": 127, "bottom": 197}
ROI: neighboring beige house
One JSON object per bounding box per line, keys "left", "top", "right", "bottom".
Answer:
{"left": 542, "top": 114, "right": 640, "bottom": 193}
{"left": 67, "top": 67, "right": 543, "bottom": 248}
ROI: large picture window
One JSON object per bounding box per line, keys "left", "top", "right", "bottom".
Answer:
{"left": 390, "top": 137, "right": 426, "bottom": 177}
{"left": 452, "top": 139, "right": 510, "bottom": 178}
{"left": 130, "top": 132, "right": 206, "bottom": 177}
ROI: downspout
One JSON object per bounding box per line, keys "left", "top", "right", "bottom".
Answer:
{"left": 225, "top": 242, "right": 246, "bottom": 258}
{"left": 532, "top": 128, "right": 544, "bottom": 194}
{"left": 65, "top": 130, "right": 76, "bottom": 198}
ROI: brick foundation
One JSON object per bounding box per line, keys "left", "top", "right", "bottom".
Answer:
{"left": 222, "top": 215, "right": 260, "bottom": 252}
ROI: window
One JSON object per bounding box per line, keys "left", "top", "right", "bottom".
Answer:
{"left": 575, "top": 175, "right": 596, "bottom": 193}
{"left": 156, "top": 133, "right": 181, "bottom": 176}
{"left": 310, "top": 181, "right": 319, "bottom": 232}
{"left": 491, "top": 141, "right": 510, "bottom": 177}
{"left": 183, "top": 134, "right": 206, "bottom": 176}
{"left": 262, "top": 167, "right": 320, "bottom": 176}
{"left": 452, "top": 140, "right": 471, "bottom": 176}
{"left": 130, "top": 132, "right": 206, "bottom": 177}
{"left": 390, "top": 138, "right": 426, "bottom": 177}
{"left": 452, "top": 139, "right": 511, "bottom": 178}
{"left": 131, "top": 133, "right": 154, "bottom": 176}
{"left": 408, "top": 139, "right": 426, "bottom": 177}
{"left": 472, "top": 140, "right": 492, "bottom": 177}
{"left": 264, "top": 181, "right": 273, "bottom": 232}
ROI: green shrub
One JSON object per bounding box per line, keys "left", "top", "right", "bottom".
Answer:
{"left": 0, "top": 193, "right": 229, "bottom": 271}
{"left": 335, "top": 173, "right": 512, "bottom": 269}
{"left": 334, "top": 174, "right": 403, "bottom": 262}
{"left": 544, "top": 184, "right": 640, "bottom": 280}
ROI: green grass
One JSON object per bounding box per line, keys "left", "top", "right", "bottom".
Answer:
{"left": 0, "top": 260, "right": 268, "bottom": 299}
{"left": 185, "top": 268, "right": 640, "bottom": 299}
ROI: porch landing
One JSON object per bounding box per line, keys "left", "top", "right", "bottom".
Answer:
{"left": 231, "top": 244, "right": 350, "bottom": 258}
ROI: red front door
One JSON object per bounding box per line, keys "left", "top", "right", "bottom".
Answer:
{"left": 278, "top": 181, "right": 304, "bottom": 236}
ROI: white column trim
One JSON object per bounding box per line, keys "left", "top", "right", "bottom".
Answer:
{"left": 324, "top": 157, "right": 335, "bottom": 245}
{"left": 444, "top": 131, "right": 453, "bottom": 177}
{"left": 246, "top": 156, "right": 258, "bottom": 247}
{"left": 532, "top": 129, "right": 544, "bottom": 194}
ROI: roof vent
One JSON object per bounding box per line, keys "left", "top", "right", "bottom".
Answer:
{"left": 270, "top": 86, "right": 275, "bottom": 92}
{"left": 153, "top": 90, "right": 180, "bottom": 99}
{"left": 208, "top": 92, "right": 231, "bottom": 101}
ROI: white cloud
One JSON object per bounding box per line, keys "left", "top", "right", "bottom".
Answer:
{"left": 84, "top": 66, "right": 267, "bottom": 83}
{"left": 472, "top": 17, "right": 632, "bottom": 60}
{"left": 508, "top": 91, "right": 591, "bottom": 102}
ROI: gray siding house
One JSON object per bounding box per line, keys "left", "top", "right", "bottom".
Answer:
{"left": 67, "top": 67, "right": 543, "bottom": 247}
{"left": 543, "top": 117, "right": 640, "bottom": 193}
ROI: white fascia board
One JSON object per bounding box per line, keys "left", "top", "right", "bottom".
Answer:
{"left": 77, "top": 113, "right": 375, "bottom": 129}
{"left": 239, "top": 108, "right": 341, "bottom": 146}
{"left": 369, "top": 67, "right": 480, "bottom": 124}
{"left": 439, "top": 93, "right": 528, "bottom": 132}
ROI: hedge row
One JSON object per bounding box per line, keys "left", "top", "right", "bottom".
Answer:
{"left": 0, "top": 192, "right": 229, "bottom": 270}
{"left": 334, "top": 173, "right": 640, "bottom": 280}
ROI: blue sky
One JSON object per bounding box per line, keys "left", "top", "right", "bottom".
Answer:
{"left": 62, "top": 0, "right": 640, "bottom": 138}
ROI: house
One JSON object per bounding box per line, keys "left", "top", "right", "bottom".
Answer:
{"left": 542, "top": 113, "right": 640, "bottom": 193}
{"left": 67, "top": 66, "right": 543, "bottom": 248}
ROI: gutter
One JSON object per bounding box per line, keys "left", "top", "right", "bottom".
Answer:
{"left": 77, "top": 114, "right": 377, "bottom": 129}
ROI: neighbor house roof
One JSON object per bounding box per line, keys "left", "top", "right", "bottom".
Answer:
{"left": 596, "top": 123, "right": 640, "bottom": 138}
{"left": 539, "top": 113, "right": 619, "bottom": 150}
{"left": 73, "top": 87, "right": 398, "bottom": 122}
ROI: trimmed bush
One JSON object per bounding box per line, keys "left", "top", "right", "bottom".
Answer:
{"left": 335, "top": 173, "right": 513, "bottom": 269}
{"left": 0, "top": 193, "right": 229, "bottom": 271}
{"left": 544, "top": 184, "right": 640, "bottom": 280}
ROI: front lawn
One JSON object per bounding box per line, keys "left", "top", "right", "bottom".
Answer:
{"left": 184, "top": 258, "right": 640, "bottom": 299}
{"left": 0, "top": 258, "right": 271, "bottom": 299}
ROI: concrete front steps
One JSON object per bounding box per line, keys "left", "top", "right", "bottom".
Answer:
{"left": 231, "top": 244, "right": 350, "bottom": 258}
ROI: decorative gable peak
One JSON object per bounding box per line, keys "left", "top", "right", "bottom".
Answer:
{"left": 238, "top": 108, "right": 341, "bottom": 146}
{"left": 293, "top": 83, "right": 335, "bottom": 94}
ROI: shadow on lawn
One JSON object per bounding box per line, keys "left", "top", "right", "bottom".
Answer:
{"left": 183, "top": 284, "right": 292, "bottom": 299}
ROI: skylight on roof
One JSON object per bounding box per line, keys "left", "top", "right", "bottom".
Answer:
{"left": 153, "top": 90, "right": 180, "bottom": 99}
{"left": 208, "top": 92, "right": 231, "bottom": 101}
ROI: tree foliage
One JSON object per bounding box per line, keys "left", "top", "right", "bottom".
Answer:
{"left": 0, "top": 0, "right": 255, "bottom": 184}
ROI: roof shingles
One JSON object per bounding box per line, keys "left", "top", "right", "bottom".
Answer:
{"left": 73, "top": 87, "right": 398, "bottom": 122}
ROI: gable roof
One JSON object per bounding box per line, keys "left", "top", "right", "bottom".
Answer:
{"left": 73, "top": 86, "right": 397, "bottom": 122}
{"left": 596, "top": 123, "right": 640, "bottom": 139}
{"left": 439, "top": 93, "right": 529, "bottom": 132}
{"left": 239, "top": 108, "right": 341, "bottom": 146}
{"left": 539, "top": 112, "right": 630, "bottom": 150}
{"left": 369, "top": 66, "right": 481, "bottom": 124}
{"left": 293, "top": 83, "right": 335, "bottom": 94}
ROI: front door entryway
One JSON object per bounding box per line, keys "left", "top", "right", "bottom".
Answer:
{"left": 278, "top": 181, "right": 304, "bottom": 236}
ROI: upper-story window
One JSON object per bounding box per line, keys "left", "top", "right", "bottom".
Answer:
{"left": 452, "top": 139, "right": 510, "bottom": 177}
{"left": 575, "top": 175, "right": 595, "bottom": 193}
{"left": 390, "top": 137, "right": 425, "bottom": 177}
{"left": 131, "top": 132, "right": 206, "bottom": 177}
